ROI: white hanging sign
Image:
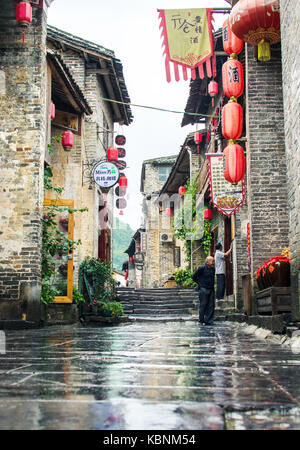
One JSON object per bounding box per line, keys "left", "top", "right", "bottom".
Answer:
{"left": 93, "top": 162, "right": 119, "bottom": 188}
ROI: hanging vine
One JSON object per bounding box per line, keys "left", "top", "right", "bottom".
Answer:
{"left": 172, "top": 176, "right": 213, "bottom": 261}
{"left": 42, "top": 138, "right": 88, "bottom": 304}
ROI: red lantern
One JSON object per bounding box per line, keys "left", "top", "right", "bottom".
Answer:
{"left": 107, "top": 147, "right": 118, "bottom": 162}
{"left": 222, "top": 57, "right": 244, "bottom": 99}
{"left": 165, "top": 208, "right": 172, "bottom": 216}
{"left": 222, "top": 99, "right": 243, "bottom": 140}
{"left": 119, "top": 175, "right": 127, "bottom": 188}
{"left": 61, "top": 131, "right": 73, "bottom": 164}
{"left": 178, "top": 186, "right": 186, "bottom": 196}
{"left": 194, "top": 131, "right": 202, "bottom": 144}
{"left": 204, "top": 209, "right": 213, "bottom": 220}
{"left": 208, "top": 81, "right": 218, "bottom": 108}
{"left": 116, "top": 198, "right": 127, "bottom": 209}
{"left": 16, "top": 1, "right": 32, "bottom": 45}
{"left": 50, "top": 102, "right": 55, "bottom": 120}
{"left": 119, "top": 211, "right": 124, "bottom": 216}
{"left": 229, "top": 0, "right": 280, "bottom": 62}
{"left": 115, "top": 135, "right": 126, "bottom": 146}
{"left": 223, "top": 144, "right": 246, "bottom": 184}
{"left": 194, "top": 131, "right": 202, "bottom": 153}
{"left": 222, "top": 18, "right": 243, "bottom": 56}
{"left": 61, "top": 131, "right": 74, "bottom": 151}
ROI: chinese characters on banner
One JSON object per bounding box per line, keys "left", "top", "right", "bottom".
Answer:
{"left": 206, "top": 153, "right": 246, "bottom": 217}
{"left": 157, "top": 8, "right": 216, "bottom": 82}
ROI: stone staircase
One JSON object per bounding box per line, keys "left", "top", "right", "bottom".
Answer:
{"left": 116, "top": 287, "right": 236, "bottom": 320}
{"left": 116, "top": 287, "right": 199, "bottom": 317}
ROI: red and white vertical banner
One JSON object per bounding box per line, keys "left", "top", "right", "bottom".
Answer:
{"left": 157, "top": 8, "right": 216, "bottom": 82}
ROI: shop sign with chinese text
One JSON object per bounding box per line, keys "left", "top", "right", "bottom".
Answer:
{"left": 157, "top": 8, "right": 216, "bottom": 82}
{"left": 93, "top": 162, "right": 119, "bottom": 188}
{"left": 206, "top": 153, "right": 246, "bottom": 217}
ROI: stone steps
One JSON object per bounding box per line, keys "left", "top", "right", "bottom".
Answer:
{"left": 116, "top": 288, "right": 235, "bottom": 318}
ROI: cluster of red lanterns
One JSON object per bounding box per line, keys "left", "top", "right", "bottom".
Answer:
{"left": 16, "top": 1, "right": 32, "bottom": 45}
{"left": 221, "top": 18, "right": 246, "bottom": 185}
{"left": 113, "top": 135, "right": 127, "bottom": 216}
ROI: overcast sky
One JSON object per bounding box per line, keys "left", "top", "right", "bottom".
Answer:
{"left": 47, "top": 0, "right": 230, "bottom": 230}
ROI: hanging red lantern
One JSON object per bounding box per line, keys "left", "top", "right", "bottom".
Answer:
{"left": 115, "top": 135, "right": 126, "bottom": 146}
{"left": 204, "top": 209, "right": 213, "bottom": 220}
{"left": 119, "top": 211, "right": 124, "bottom": 216}
{"left": 50, "top": 102, "right": 55, "bottom": 120}
{"left": 61, "top": 131, "right": 73, "bottom": 164}
{"left": 116, "top": 198, "right": 127, "bottom": 209}
{"left": 16, "top": 1, "right": 32, "bottom": 45}
{"left": 194, "top": 131, "right": 202, "bottom": 153}
{"left": 119, "top": 175, "right": 128, "bottom": 188}
{"left": 222, "top": 18, "right": 244, "bottom": 57}
{"left": 107, "top": 147, "right": 118, "bottom": 162}
{"left": 222, "top": 99, "right": 243, "bottom": 140}
{"left": 194, "top": 132, "right": 202, "bottom": 144}
{"left": 208, "top": 80, "right": 218, "bottom": 108}
{"left": 61, "top": 131, "right": 73, "bottom": 151}
{"left": 178, "top": 186, "right": 186, "bottom": 196}
{"left": 229, "top": 0, "right": 280, "bottom": 62}
{"left": 222, "top": 56, "right": 244, "bottom": 99}
{"left": 223, "top": 144, "right": 246, "bottom": 184}
{"left": 165, "top": 208, "right": 172, "bottom": 216}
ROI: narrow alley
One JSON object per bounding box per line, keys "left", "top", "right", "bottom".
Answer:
{"left": 1, "top": 320, "right": 300, "bottom": 430}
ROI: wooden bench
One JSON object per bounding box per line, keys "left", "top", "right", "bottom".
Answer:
{"left": 256, "top": 287, "right": 291, "bottom": 315}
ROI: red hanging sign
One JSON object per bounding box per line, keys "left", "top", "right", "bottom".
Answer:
{"left": 206, "top": 153, "right": 246, "bottom": 217}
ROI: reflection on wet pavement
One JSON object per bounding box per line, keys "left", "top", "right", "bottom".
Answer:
{"left": 0, "top": 321, "right": 299, "bottom": 429}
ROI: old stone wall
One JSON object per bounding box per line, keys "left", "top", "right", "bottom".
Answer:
{"left": 0, "top": 3, "right": 48, "bottom": 322}
{"left": 245, "top": 43, "right": 289, "bottom": 299}
{"left": 142, "top": 158, "right": 177, "bottom": 287}
{"left": 280, "top": 0, "right": 300, "bottom": 319}
{"left": 49, "top": 47, "right": 115, "bottom": 272}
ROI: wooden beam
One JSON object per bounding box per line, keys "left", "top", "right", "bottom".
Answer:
{"left": 48, "top": 59, "right": 81, "bottom": 113}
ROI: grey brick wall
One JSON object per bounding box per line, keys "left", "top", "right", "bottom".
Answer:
{"left": 245, "top": 43, "right": 289, "bottom": 298}
{"left": 280, "top": 0, "right": 300, "bottom": 319}
{"left": 0, "top": 3, "right": 48, "bottom": 322}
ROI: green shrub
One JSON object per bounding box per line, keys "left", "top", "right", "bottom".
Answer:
{"left": 174, "top": 269, "right": 197, "bottom": 288}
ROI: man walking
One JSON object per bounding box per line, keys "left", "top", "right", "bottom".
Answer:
{"left": 192, "top": 256, "right": 215, "bottom": 326}
{"left": 215, "top": 242, "right": 232, "bottom": 302}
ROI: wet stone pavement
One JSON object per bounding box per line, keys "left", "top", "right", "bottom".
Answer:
{"left": 0, "top": 320, "right": 300, "bottom": 430}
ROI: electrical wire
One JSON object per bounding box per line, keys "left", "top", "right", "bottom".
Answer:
{"left": 99, "top": 96, "right": 220, "bottom": 118}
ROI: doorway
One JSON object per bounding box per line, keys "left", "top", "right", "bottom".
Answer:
{"left": 224, "top": 216, "right": 233, "bottom": 296}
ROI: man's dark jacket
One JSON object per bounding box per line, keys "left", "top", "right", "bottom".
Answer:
{"left": 192, "top": 264, "right": 215, "bottom": 290}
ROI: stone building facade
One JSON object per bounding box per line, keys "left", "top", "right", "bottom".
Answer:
{"left": 0, "top": 1, "right": 49, "bottom": 324}
{"left": 181, "top": 0, "right": 299, "bottom": 319}
{"left": 140, "top": 156, "right": 178, "bottom": 287}
{"left": 0, "top": 1, "right": 132, "bottom": 326}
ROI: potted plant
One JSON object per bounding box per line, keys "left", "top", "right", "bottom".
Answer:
{"left": 98, "top": 300, "right": 124, "bottom": 318}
